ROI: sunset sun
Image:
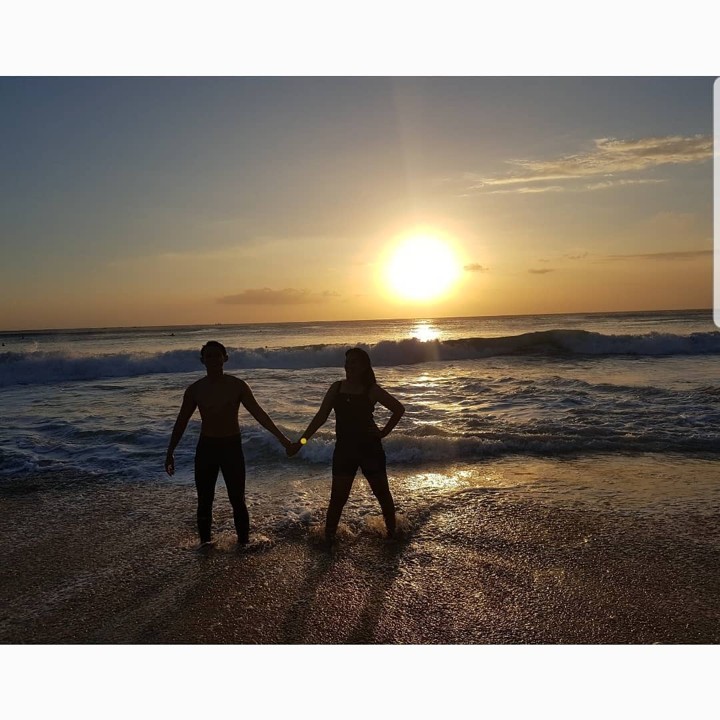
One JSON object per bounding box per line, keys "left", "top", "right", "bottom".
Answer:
{"left": 385, "top": 234, "right": 461, "bottom": 302}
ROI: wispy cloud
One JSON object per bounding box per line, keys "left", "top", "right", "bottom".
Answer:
{"left": 218, "top": 288, "right": 340, "bottom": 305}
{"left": 464, "top": 263, "right": 489, "bottom": 272}
{"left": 465, "top": 185, "right": 566, "bottom": 196}
{"left": 604, "top": 249, "right": 712, "bottom": 262}
{"left": 529, "top": 268, "right": 556, "bottom": 274}
{"left": 584, "top": 178, "right": 667, "bottom": 191}
{"left": 459, "top": 135, "right": 711, "bottom": 195}
{"left": 472, "top": 178, "right": 666, "bottom": 195}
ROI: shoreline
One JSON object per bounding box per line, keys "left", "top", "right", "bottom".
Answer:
{"left": 1, "top": 462, "right": 719, "bottom": 644}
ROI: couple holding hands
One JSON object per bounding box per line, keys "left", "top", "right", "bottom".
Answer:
{"left": 165, "top": 342, "right": 404, "bottom": 547}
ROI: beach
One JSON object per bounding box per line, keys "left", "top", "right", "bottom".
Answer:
{"left": 2, "top": 311, "right": 720, "bottom": 644}
{"left": 3, "top": 455, "right": 718, "bottom": 644}
{"left": 2, "top": 75, "right": 715, "bottom": 720}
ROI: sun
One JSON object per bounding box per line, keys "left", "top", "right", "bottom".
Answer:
{"left": 385, "top": 234, "right": 461, "bottom": 302}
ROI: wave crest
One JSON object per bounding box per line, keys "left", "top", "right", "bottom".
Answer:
{"left": 2, "top": 329, "right": 720, "bottom": 387}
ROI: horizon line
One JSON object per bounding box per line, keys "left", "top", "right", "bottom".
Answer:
{"left": 0, "top": 307, "right": 712, "bottom": 336}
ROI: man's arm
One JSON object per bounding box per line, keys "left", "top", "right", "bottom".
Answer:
{"left": 370, "top": 384, "right": 405, "bottom": 438}
{"left": 240, "top": 381, "right": 291, "bottom": 449}
{"left": 165, "top": 387, "right": 197, "bottom": 476}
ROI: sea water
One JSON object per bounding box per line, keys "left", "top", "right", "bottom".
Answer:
{"left": 2, "top": 310, "right": 720, "bottom": 536}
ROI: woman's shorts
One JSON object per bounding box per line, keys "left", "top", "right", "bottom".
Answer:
{"left": 332, "top": 436, "right": 386, "bottom": 479}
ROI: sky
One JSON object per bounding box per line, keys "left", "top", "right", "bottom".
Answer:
{"left": 0, "top": 1, "right": 717, "bottom": 704}
{"left": 0, "top": 76, "right": 714, "bottom": 330}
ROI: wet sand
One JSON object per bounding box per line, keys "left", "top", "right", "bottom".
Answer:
{"left": 1, "top": 471, "right": 719, "bottom": 644}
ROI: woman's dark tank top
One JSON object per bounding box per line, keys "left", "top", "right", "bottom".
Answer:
{"left": 333, "top": 381, "right": 378, "bottom": 440}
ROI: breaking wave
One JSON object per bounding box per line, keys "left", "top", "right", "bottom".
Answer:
{"left": 2, "top": 329, "right": 720, "bottom": 387}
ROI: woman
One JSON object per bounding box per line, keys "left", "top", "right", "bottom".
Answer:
{"left": 165, "top": 340, "right": 292, "bottom": 546}
{"left": 288, "top": 347, "right": 404, "bottom": 543}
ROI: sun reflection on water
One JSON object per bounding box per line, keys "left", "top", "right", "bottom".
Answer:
{"left": 404, "top": 470, "right": 475, "bottom": 492}
{"left": 410, "top": 323, "right": 441, "bottom": 342}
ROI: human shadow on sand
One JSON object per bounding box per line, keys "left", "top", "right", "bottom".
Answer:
{"left": 278, "top": 516, "right": 418, "bottom": 643}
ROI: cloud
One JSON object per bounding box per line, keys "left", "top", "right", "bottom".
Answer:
{"left": 529, "top": 268, "right": 556, "bottom": 274}
{"left": 464, "top": 263, "right": 489, "bottom": 272}
{"left": 583, "top": 178, "right": 667, "bottom": 191}
{"left": 460, "top": 135, "right": 711, "bottom": 195}
{"left": 603, "top": 250, "right": 712, "bottom": 262}
{"left": 218, "top": 288, "right": 340, "bottom": 305}
{"left": 474, "top": 178, "right": 667, "bottom": 195}
{"left": 467, "top": 185, "right": 566, "bottom": 196}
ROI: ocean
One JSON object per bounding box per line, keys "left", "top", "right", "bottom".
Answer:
{"left": 3, "top": 309, "right": 720, "bottom": 646}
{"left": 0, "top": 310, "right": 720, "bottom": 533}
{"left": 2, "top": 309, "right": 720, "bottom": 541}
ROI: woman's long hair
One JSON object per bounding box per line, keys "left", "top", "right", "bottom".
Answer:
{"left": 346, "top": 347, "right": 376, "bottom": 393}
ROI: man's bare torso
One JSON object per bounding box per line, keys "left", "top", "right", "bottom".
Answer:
{"left": 189, "top": 374, "right": 245, "bottom": 437}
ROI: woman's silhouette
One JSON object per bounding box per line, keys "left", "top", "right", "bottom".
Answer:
{"left": 288, "top": 348, "right": 404, "bottom": 543}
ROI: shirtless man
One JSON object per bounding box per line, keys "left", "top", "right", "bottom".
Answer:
{"left": 165, "top": 340, "right": 292, "bottom": 546}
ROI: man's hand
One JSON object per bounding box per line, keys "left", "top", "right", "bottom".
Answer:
{"left": 165, "top": 452, "right": 175, "bottom": 476}
{"left": 286, "top": 441, "right": 302, "bottom": 457}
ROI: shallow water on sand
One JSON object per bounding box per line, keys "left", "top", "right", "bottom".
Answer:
{"left": 2, "top": 454, "right": 718, "bottom": 644}
{"left": 152, "top": 452, "right": 720, "bottom": 547}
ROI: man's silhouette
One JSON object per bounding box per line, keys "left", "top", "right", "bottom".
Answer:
{"left": 165, "top": 341, "right": 291, "bottom": 546}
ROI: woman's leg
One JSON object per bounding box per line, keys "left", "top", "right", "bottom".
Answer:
{"left": 194, "top": 441, "right": 220, "bottom": 543}
{"left": 366, "top": 472, "right": 396, "bottom": 537}
{"left": 362, "top": 440, "right": 396, "bottom": 537}
{"left": 327, "top": 441, "right": 358, "bottom": 541}
{"left": 325, "top": 474, "right": 354, "bottom": 541}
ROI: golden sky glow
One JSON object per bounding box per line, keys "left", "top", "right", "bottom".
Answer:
{"left": 0, "top": 78, "right": 714, "bottom": 330}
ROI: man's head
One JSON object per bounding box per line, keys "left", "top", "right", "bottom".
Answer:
{"left": 200, "top": 341, "right": 228, "bottom": 366}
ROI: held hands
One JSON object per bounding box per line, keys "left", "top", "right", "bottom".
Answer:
{"left": 286, "top": 441, "right": 303, "bottom": 457}
{"left": 279, "top": 434, "right": 303, "bottom": 457}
